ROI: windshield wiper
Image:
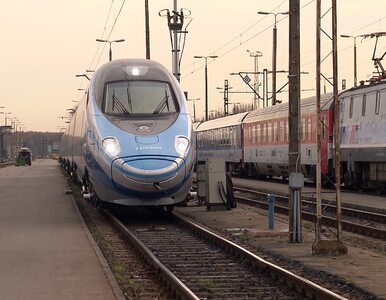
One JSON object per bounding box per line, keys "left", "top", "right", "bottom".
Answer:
{"left": 112, "top": 93, "right": 130, "bottom": 114}
{"left": 153, "top": 94, "right": 170, "bottom": 114}
{"left": 126, "top": 88, "right": 132, "bottom": 112}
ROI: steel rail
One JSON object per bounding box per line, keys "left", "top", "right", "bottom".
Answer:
{"left": 105, "top": 210, "right": 200, "bottom": 300}
{"left": 234, "top": 188, "right": 386, "bottom": 240}
{"left": 174, "top": 212, "right": 347, "bottom": 300}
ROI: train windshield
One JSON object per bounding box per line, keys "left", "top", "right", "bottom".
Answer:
{"left": 103, "top": 81, "right": 178, "bottom": 116}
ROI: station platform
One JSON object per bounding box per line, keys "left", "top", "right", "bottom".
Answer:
{"left": 0, "top": 159, "right": 123, "bottom": 300}
{"left": 176, "top": 200, "right": 386, "bottom": 298}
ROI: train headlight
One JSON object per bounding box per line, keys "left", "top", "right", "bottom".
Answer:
{"left": 102, "top": 137, "right": 120, "bottom": 157}
{"left": 175, "top": 136, "right": 190, "bottom": 156}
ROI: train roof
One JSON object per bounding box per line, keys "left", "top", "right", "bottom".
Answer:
{"left": 92, "top": 59, "right": 179, "bottom": 107}
{"left": 244, "top": 92, "right": 334, "bottom": 123}
{"left": 339, "top": 80, "right": 386, "bottom": 98}
{"left": 194, "top": 112, "right": 250, "bottom": 132}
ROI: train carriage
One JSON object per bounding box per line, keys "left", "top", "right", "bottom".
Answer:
{"left": 60, "top": 59, "right": 194, "bottom": 208}
{"left": 242, "top": 93, "right": 335, "bottom": 181}
{"left": 340, "top": 81, "right": 386, "bottom": 193}
{"left": 195, "top": 112, "right": 250, "bottom": 173}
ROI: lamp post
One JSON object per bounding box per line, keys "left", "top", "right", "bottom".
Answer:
{"left": 340, "top": 34, "right": 359, "bottom": 87}
{"left": 3, "top": 112, "right": 12, "bottom": 126}
{"left": 96, "top": 38, "right": 125, "bottom": 61}
{"left": 246, "top": 50, "right": 263, "bottom": 109}
{"left": 194, "top": 55, "right": 218, "bottom": 121}
{"left": 187, "top": 98, "right": 200, "bottom": 122}
{"left": 0, "top": 107, "right": 4, "bottom": 126}
{"left": 258, "top": 11, "right": 289, "bottom": 105}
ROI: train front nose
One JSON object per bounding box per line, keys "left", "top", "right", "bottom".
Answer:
{"left": 111, "top": 156, "right": 186, "bottom": 194}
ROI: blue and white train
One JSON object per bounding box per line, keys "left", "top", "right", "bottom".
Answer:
{"left": 60, "top": 59, "right": 194, "bottom": 209}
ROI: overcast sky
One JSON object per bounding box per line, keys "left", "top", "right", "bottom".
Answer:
{"left": 0, "top": 0, "right": 385, "bottom": 131}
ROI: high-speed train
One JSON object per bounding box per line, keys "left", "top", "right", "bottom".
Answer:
{"left": 60, "top": 59, "right": 194, "bottom": 209}
{"left": 195, "top": 80, "right": 386, "bottom": 194}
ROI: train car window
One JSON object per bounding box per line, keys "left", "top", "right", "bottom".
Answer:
{"left": 261, "top": 123, "right": 265, "bottom": 144}
{"left": 322, "top": 116, "right": 326, "bottom": 140}
{"left": 279, "top": 120, "right": 285, "bottom": 142}
{"left": 252, "top": 125, "right": 256, "bottom": 144}
{"left": 248, "top": 126, "right": 252, "bottom": 143}
{"left": 349, "top": 97, "right": 354, "bottom": 118}
{"left": 256, "top": 123, "right": 261, "bottom": 143}
{"left": 273, "top": 122, "right": 278, "bottom": 142}
{"left": 375, "top": 91, "right": 380, "bottom": 115}
{"left": 233, "top": 127, "right": 237, "bottom": 146}
{"left": 307, "top": 117, "right": 312, "bottom": 141}
{"left": 362, "top": 94, "right": 366, "bottom": 116}
{"left": 103, "top": 80, "right": 177, "bottom": 116}
{"left": 285, "top": 119, "right": 289, "bottom": 142}
{"left": 301, "top": 118, "right": 306, "bottom": 141}
{"left": 267, "top": 122, "right": 272, "bottom": 143}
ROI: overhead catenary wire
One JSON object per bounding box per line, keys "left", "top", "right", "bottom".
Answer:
{"left": 181, "top": 0, "right": 315, "bottom": 80}
{"left": 94, "top": 0, "right": 127, "bottom": 69}
{"left": 75, "top": 0, "right": 126, "bottom": 103}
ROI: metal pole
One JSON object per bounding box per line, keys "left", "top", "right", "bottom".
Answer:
{"left": 332, "top": 0, "right": 342, "bottom": 242}
{"left": 109, "top": 42, "right": 112, "bottom": 61}
{"left": 263, "top": 68, "right": 268, "bottom": 108}
{"left": 254, "top": 56, "right": 258, "bottom": 109}
{"left": 272, "top": 20, "right": 277, "bottom": 106}
{"left": 225, "top": 80, "right": 229, "bottom": 116}
{"left": 315, "top": 0, "right": 322, "bottom": 243}
{"left": 193, "top": 100, "right": 196, "bottom": 122}
{"left": 205, "top": 58, "right": 208, "bottom": 121}
{"left": 353, "top": 37, "right": 357, "bottom": 87}
{"left": 145, "top": 0, "right": 151, "bottom": 59}
{"left": 288, "top": 0, "right": 302, "bottom": 243}
{"left": 172, "top": 0, "right": 180, "bottom": 82}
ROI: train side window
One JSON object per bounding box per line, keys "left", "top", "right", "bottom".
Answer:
{"left": 349, "top": 97, "right": 354, "bottom": 118}
{"left": 256, "top": 123, "right": 261, "bottom": 143}
{"left": 285, "top": 119, "right": 289, "bottom": 142}
{"left": 260, "top": 123, "right": 265, "bottom": 143}
{"left": 267, "top": 122, "right": 272, "bottom": 143}
{"left": 375, "top": 91, "right": 380, "bottom": 115}
{"left": 233, "top": 127, "right": 237, "bottom": 146}
{"left": 301, "top": 118, "right": 306, "bottom": 140}
{"left": 362, "top": 94, "right": 366, "bottom": 116}
{"left": 252, "top": 125, "right": 256, "bottom": 144}
{"left": 272, "top": 122, "right": 275, "bottom": 142}
{"left": 307, "top": 117, "right": 312, "bottom": 141}
{"left": 279, "top": 121, "right": 284, "bottom": 142}
{"left": 321, "top": 116, "right": 326, "bottom": 140}
{"left": 248, "top": 125, "right": 252, "bottom": 142}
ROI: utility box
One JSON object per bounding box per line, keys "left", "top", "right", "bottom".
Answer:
{"left": 205, "top": 158, "right": 227, "bottom": 210}
{"left": 289, "top": 173, "right": 304, "bottom": 189}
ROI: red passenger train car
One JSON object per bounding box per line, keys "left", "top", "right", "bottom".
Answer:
{"left": 242, "top": 93, "right": 334, "bottom": 182}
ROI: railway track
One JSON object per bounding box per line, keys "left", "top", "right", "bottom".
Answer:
{"left": 233, "top": 186, "right": 386, "bottom": 241}
{"left": 63, "top": 169, "right": 376, "bottom": 300}
{"left": 108, "top": 210, "right": 347, "bottom": 300}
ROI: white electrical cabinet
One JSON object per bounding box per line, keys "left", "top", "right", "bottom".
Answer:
{"left": 196, "top": 158, "right": 227, "bottom": 209}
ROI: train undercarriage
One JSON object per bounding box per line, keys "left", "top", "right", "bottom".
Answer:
{"left": 225, "top": 159, "right": 386, "bottom": 195}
